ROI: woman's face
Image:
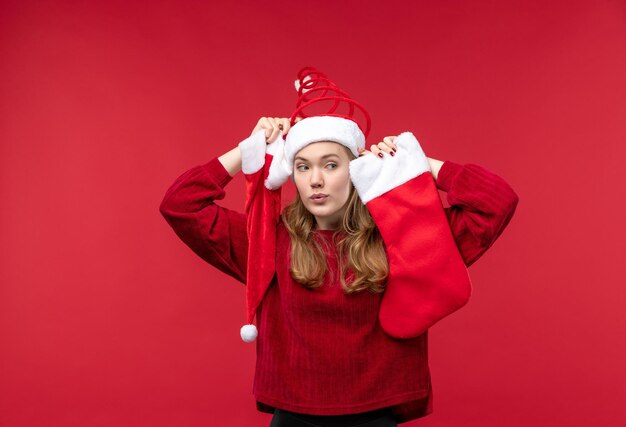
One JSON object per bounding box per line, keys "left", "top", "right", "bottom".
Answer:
{"left": 293, "top": 141, "right": 353, "bottom": 230}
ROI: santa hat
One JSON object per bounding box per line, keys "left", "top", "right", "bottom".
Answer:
{"left": 237, "top": 67, "right": 472, "bottom": 343}
{"left": 238, "top": 67, "right": 371, "bottom": 342}
{"left": 265, "top": 68, "right": 370, "bottom": 190}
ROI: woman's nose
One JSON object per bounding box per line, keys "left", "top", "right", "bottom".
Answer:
{"left": 310, "top": 168, "right": 323, "bottom": 186}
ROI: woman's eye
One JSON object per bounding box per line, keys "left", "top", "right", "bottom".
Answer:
{"left": 296, "top": 163, "right": 336, "bottom": 171}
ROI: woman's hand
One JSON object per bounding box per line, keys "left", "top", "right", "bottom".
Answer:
{"left": 358, "top": 136, "right": 398, "bottom": 158}
{"left": 250, "top": 117, "right": 291, "bottom": 144}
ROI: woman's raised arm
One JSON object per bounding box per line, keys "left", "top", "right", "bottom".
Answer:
{"left": 159, "top": 154, "right": 249, "bottom": 284}
{"left": 159, "top": 117, "right": 293, "bottom": 284}
{"left": 436, "top": 160, "right": 519, "bottom": 267}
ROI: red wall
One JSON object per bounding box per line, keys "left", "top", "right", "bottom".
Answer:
{"left": 1, "top": 1, "right": 625, "bottom": 426}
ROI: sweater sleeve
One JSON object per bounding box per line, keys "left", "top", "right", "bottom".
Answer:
{"left": 435, "top": 161, "right": 519, "bottom": 267}
{"left": 159, "top": 157, "right": 248, "bottom": 285}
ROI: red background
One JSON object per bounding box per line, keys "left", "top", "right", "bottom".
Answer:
{"left": 1, "top": 1, "right": 625, "bottom": 426}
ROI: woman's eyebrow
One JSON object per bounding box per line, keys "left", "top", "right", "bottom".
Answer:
{"left": 294, "top": 154, "right": 340, "bottom": 162}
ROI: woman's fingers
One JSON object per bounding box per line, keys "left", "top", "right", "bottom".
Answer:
{"left": 358, "top": 147, "right": 369, "bottom": 157}
{"left": 369, "top": 144, "right": 382, "bottom": 158}
{"left": 368, "top": 136, "right": 398, "bottom": 158}
{"left": 271, "top": 117, "right": 285, "bottom": 141}
{"left": 370, "top": 143, "right": 392, "bottom": 158}
{"left": 279, "top": 117, "right": 290, "bottom": 135}
{"left": 266, "top": 117, "right": 280, "bottom": 143}
{"left": 258, "top": 117, "right": 273, "bottom": 140}
{"left": 383, "top": 136, "right": 398, "bottom": 151}
{"left": 273, "top": 117, "right": 283, "bottom": 129}
{"left": 250, "top": 116, "right": 292, "bottom": 144}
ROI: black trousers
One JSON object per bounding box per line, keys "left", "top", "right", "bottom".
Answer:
{"left": 268, "top": 407, "right": 397, "bottom": 427}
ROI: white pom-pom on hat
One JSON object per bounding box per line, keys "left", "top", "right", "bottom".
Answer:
{"left": 240, "top": 324, "right": 258, "bottom": 343}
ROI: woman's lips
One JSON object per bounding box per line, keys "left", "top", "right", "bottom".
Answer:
{"left": 310, "top": 195, "right": 328, "bottom": 204}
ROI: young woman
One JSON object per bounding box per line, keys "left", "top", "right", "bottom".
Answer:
{"left": 160, "top": 116, "right": 519, "bottom": 427}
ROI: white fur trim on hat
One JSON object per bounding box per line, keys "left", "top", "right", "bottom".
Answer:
{"left": 238, "top": 130, "right": 267, "bottom": 175}
{"left": 265, "top": 135, "right": 291, "bottom": 190}
{"left": 349, "top": 131, "right": 431, "bottom": 204}
{"left": 265, "top": 116, "right": 366, "bottom": 190}
{"left": 238, "top": 129, "right": 286, "bottom": 175}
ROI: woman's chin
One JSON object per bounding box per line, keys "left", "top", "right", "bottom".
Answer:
{"left": 306, "top": 204, "right": 337, "bottom": 217}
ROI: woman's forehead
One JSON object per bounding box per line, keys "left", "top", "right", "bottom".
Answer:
{"left": 294, "top": 141, "right": 350, "bottom": 161}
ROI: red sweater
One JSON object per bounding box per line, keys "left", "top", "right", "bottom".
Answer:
{"left": 159, "top": 157, "right": 519, "bottom": 423}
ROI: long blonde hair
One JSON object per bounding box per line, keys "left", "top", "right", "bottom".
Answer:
{"left": 281, "top": 149, "right": 389, "bottom": 294}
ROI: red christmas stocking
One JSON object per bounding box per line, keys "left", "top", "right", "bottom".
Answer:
{"left": 349, "top": 132, "right": 472, "bottom": 339}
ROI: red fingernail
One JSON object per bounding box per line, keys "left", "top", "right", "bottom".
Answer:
{"left": 378, "top": 153, "right": 383, "bottom": 158}
{"left": 390, "top": 151, "right": 395, "bottom": 156}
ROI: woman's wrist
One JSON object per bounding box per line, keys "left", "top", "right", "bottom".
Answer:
{"left": 218, "top": 146, "right": 242, "bottom": 177}
{"left": 427, "top": 157, "right": 444, "bottom": 181}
